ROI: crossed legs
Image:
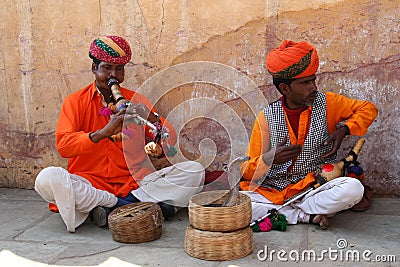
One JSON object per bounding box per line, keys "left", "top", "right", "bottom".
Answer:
{"left": 34, "top": 161, "right": 205, "bottom": 232}
{"left": 242, "top": 177, "right": 364, "bottom": 229}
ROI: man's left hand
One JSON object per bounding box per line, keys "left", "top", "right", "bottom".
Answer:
{"left": 322, "top": 125, "right": 349, "bottom": 158}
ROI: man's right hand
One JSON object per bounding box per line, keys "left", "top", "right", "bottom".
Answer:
{"left": 89, "top": 110, "right": 126, "bottom": 143}
{"left": 263, "top": 136, "right": 302, "bottom": 165}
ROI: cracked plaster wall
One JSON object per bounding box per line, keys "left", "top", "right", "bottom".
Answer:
{"left": 0, "top": 0, "right": 399, "bottom": 196}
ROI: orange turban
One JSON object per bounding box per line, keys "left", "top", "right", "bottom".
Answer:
{"left": 266, "top": 40, "right": 319, "bottom": 79}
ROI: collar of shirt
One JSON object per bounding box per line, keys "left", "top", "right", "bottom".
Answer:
{"left": 90, "top": 82, "right": 110, "bottom": 107}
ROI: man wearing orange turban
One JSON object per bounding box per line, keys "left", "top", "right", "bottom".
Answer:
{"left": 34, "top": 36, "right": 205, "bottom": 232}
{"left": 240, "top": 40, "right": 378, "bottom": 229}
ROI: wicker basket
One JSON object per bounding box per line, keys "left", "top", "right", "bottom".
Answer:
{"left": 184, "top": 225, "right": 254, "bottom": 261}
{"left": 188, "top": 190, "right": 252, "bottom": 232}
{"left": 108, "top": 202, "right": 163, "bottom": 243}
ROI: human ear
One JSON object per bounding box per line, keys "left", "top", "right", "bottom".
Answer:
{"left": 91, "top": 63, "right": 97, "bottom": 73}
{"left": 279, "top": 83, "right": 290, "bottom": 95}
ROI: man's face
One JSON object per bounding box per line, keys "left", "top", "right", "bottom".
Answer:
{"left": 281, "top": 74, "right": 318, "bottom": 109}
{"left": 92, "top": 61, "right": 125, "bottom": 91}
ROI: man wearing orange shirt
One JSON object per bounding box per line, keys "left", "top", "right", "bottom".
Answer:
{"left": 240, "top": 40, "right": 378, "bottom": 229}
{"left": 34, "top": 36, "right": 205, "bottom": 233}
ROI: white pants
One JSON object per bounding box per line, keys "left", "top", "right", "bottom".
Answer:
{"left": 35, "top": 161, "right": 205, "bottom": 232}
{"left": 242, "top": 177, "right": 364, "bottom": 225}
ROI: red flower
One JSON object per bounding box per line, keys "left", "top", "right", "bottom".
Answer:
{"left": 99, "top": 107, "right": 114, "bottom": 116}
{"left": 259, "top": 218, "right": 273, "bottom": 232}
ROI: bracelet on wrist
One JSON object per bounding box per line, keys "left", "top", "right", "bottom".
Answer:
{"left": 89, "top": 130, "right": 107, "bottom": 143}
{"left": 89, "top": 132, "right": 97, "bottom": 143}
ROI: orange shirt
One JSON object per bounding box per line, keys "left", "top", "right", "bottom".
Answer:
{"left": 56, "top": 82, "right": 177, "bottom": 197}
{"left": 240, "top": 92, "right": 378, "bottom": 204}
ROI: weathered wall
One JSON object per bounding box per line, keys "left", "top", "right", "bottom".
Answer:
{"left": 0, "top": 0, "right": 398, "bottom": 196}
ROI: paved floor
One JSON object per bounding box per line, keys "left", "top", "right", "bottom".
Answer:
{"left": 0, "top": 188, "right": 399, "bottom": 267}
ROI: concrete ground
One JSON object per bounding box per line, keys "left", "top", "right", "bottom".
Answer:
{"left": 0, "top": 188, "right": 399, "bottom": 267}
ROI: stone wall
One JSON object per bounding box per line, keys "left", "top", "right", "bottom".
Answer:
{"left": 0, "top": 0, "right": 398, "bottom": 196}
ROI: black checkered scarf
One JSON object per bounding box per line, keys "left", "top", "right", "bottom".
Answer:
{"left": 257, "top": 92, "right": 336, "bottom": 191}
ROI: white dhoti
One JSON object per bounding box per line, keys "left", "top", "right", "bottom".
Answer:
{"left": 34, "top": 161, "right": 205, "bottom": 232}
{"left": 241, "top": 177, "right": 364, "bottom": 225}
{"left": 132, "top": 161, "right": 205, "bottom": 207}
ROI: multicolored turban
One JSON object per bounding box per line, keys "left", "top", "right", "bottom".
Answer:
{"left": 89, "top": 36, "right": 132, "bottom": 65}
{"left": 266, "top": 40, "right": 319, "bottom": 79}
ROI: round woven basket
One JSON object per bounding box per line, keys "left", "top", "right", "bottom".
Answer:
{"left": 188, "top": 190, "right": 252, "bottom": 232}
{"left": 184, "top": 225, "right": 254, "bottom": 261}
{"left": 108, "top": 202, "right": 163, "bottom": 243}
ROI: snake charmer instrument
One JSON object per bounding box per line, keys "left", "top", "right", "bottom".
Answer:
{"left": 107, "top": 79, "right": 171, "bottom": 148}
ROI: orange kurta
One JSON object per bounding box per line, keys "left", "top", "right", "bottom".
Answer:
{"left": 240, "top": 92, "right": 378, "bottom": 204}
{"left": 56, "top": 82, "right": 177, "bottom": 197}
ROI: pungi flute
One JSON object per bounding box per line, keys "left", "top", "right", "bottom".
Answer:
{"left": 108, "top": 79, "right": 169, "bottom": 141}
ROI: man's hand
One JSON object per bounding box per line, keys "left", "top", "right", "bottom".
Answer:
{"left": 322, "top": 125, "right": 349, "bottom": 158}
{"left": 263, "top": 136, "right": 302, "bottom": 165}
{"left": 144, "top": 141, "right": 163, "bottom": 157}
{"left": 89, "top": 110, "right": 126, "bottom": 143}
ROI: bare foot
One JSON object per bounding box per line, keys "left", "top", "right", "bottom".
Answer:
{"left": 312, "top": 215, "right": 329, "bottom": 230}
